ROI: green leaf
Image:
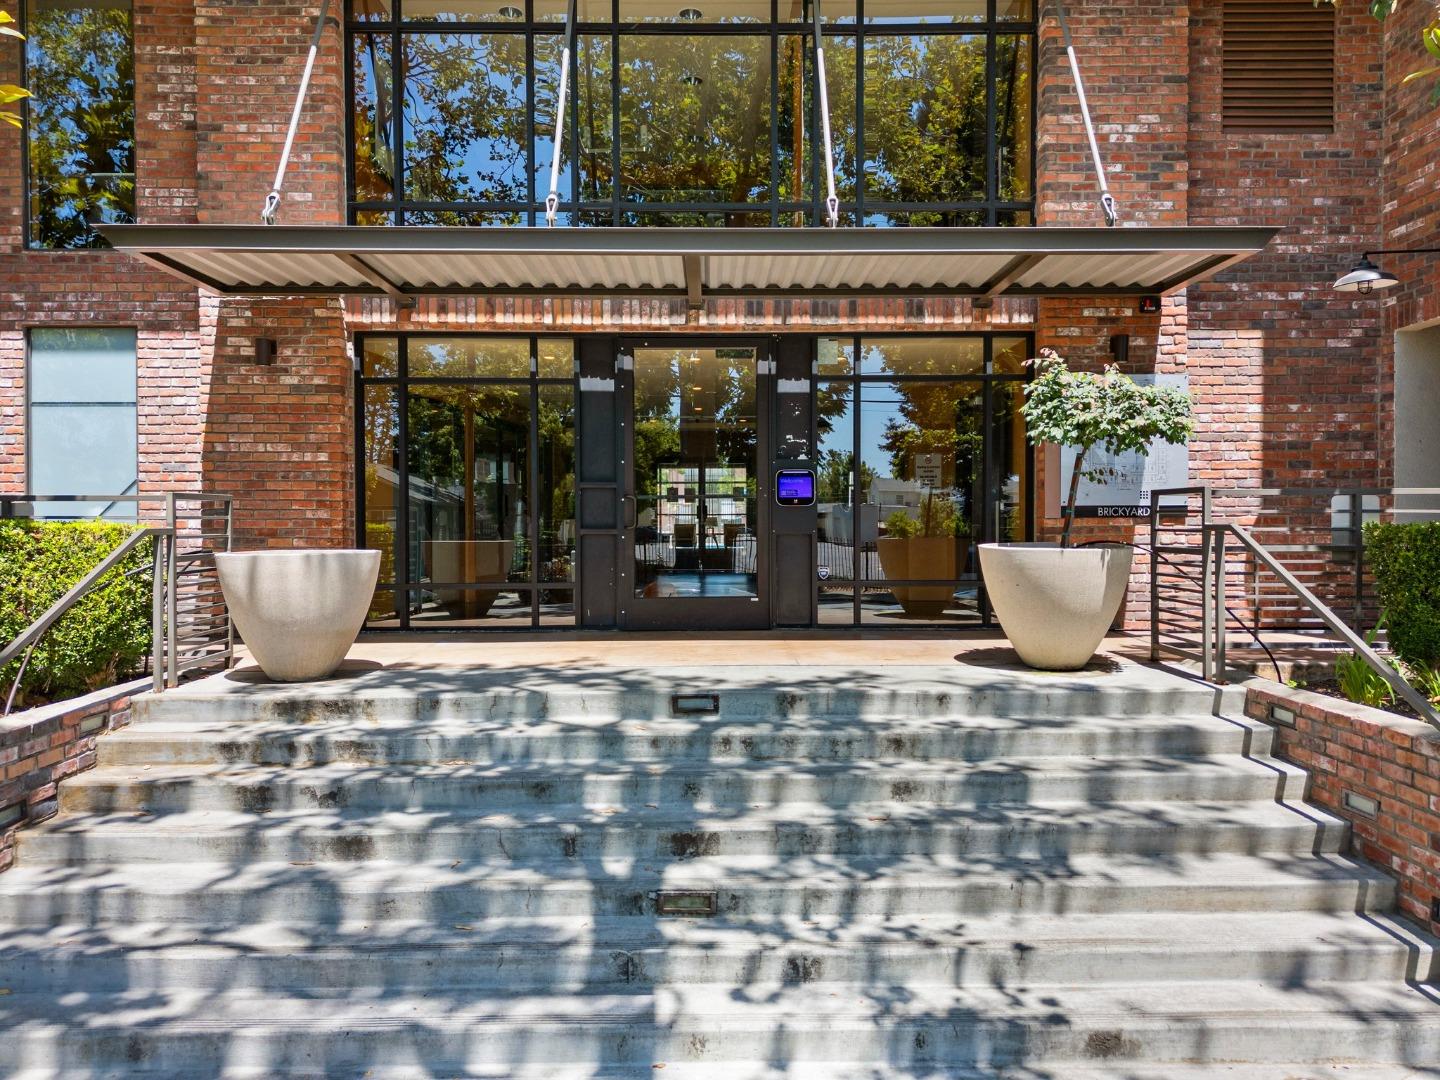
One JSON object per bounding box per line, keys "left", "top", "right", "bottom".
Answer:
{"left": 0, "top": 86, "right": 31, "bottom": 106}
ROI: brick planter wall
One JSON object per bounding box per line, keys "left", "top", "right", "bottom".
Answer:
{"left": 1246, "top": 679, "right": 1440, "bottom": 932}
{"left": 0, "top": 680, "right": 145, "bottom": 875}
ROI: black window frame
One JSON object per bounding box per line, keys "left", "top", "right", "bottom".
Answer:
{"left": 356, "top": 331, "right": 580, "bottom": 630}
{"left": 20, "top": 0, "right": 138, "bottom": 251}
{"left": 812, "top": 329, "right": 1035, "bottom": 628}
{"left": 344, "top": 0, "right": 1036, "bottom": 227}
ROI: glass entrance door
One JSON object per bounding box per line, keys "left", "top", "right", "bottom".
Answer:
{"left": 621, "top": 340, "right": 769, "bottom": 630}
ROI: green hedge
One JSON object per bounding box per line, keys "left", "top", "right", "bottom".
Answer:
{"left": 0, "top": 520, "right": 153, "bottom": 709}
{"left": 1365, "top": 520, "right": 1440, "bottom": 668}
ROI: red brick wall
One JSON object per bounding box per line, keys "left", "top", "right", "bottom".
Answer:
{"left": 195, "top": 1, "right": 345, "bottom": 226}
{"left": 0, "top": 1, "right": 354, "bottom": 546}
{"left": 1248, "top": 680, "right": 1440, "bottom": 932}
{"left": 0, "top": 681, "right": 140, "bottom": 876}
{"left": 1187, "top": 0, "right": 1387, "bottom": 490}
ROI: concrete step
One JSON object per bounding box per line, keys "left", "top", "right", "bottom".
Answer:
{"left": 10, "top": 1065, "right": 1440, "bottom": 1080}
{"left": 0, "top": 851, "right": 1394, "bottom": 925}
{"left": 59, "top": 755, "right": 1303, "bottom": 815}
{"left": 4, "top": 910, "right": 1433, "bottom": 994}
{"left": 103, "top": 712, "right": 1273, "bottom": 767}
{"left": 16, "top": 1067, "right": 1434, "bottom": 1080}
{"left": 1, "top": 981, "right": 1437, "bottom": 1074}
{"left": 16, "top": 797, "right": 1351, "bottom": 865}
{"left": 131, "top": 671, "right": 1247, "bottom": 729}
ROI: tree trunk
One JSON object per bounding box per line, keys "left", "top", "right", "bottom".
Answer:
{"left": 1061, "top": 448, "right": 1086, "bottom": 549}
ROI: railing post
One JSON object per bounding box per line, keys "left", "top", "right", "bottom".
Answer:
{"left": 1214, "top": 526, "right": 1228, "bottom": 683}
{"left": 224, "top": 497, "right": 235, "bottom": 669}
{"left": 165, "top": 494, "right": 178, "bottom": 689}
{"left": 1350, "top": 489, "right": 1365, "bottom": 630}
{"left": 151, "top": 530, "right": 165, "bottom": 695}
{"left": 1201, "top": 522, "right": 1214, "bottom": 683}
{"left": 1148, "top": 488, "right": 1160, "bottom": 661}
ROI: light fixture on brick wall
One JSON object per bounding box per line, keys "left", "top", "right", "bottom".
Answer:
{"left": 1332, "top": 248, "right": 1440, "bottom": 294}
{"left": 254, "top": 338, "right": 278, "bottom": 365}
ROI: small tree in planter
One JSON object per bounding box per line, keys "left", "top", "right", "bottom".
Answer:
{"left": 1022, "top": 348, "right": 1194, "bottom": 548}
{"left": 979, "top": 349, "right": 1194, "bottom": 671}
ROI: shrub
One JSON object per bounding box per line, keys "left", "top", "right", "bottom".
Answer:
{"left": 0, "top": 520, "right": 153, "bottom": 709}
{"left": 1334, "top": 623, "right": 1395, "bottom": 710}
{"left": 1364, "top": 521, "right": 1440, "bottom": 667}
{"left": 883, "top": 495, "right": 967, "bottom": 540}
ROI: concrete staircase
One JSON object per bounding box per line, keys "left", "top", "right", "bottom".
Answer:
{"left": 0, "top": 662, "right": 1437, "bottom": 1079}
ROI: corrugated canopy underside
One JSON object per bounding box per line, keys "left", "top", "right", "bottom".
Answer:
{"left": 96, "top": 225, "right": 1277, "bottom": 302}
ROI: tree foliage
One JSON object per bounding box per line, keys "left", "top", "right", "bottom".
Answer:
{"left": 0, "top": 12, "right": 29, "bottom": 130}
{"left": 1021, "top": 348, "right": 1193, "bottom": 547}
{"left": 1319, "top": 1, "right": 1440, "bottom": 95}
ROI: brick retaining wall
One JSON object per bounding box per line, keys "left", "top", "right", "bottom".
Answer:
{"left": 1247, "top": 679, "right": 1440, "bottom": 932}
{"left": 0, "top": 680, "right": 145, "bottom": 875}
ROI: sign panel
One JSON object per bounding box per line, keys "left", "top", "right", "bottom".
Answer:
{"left": 775, "top": 469, "right": 816, "bottom": 506}
{"left": 1058, "top": 373, "right": 1190, "bottom": 519}
{"left": 914, "top": 452, "right": 944, "bottom": 490}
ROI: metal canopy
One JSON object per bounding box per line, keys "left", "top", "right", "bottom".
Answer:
{"left": 97, "top": 225, "right": 1277, "bottom": 304}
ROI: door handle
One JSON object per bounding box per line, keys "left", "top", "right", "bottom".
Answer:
{"left": 623, "top": 495, "right": 636, "bottom": 530}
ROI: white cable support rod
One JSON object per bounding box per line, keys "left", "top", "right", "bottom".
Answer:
{"left": 812, "top": 0, "right": 840, "bottom": 228}
{"left": 1053, "top": 0, "right": 1118, "bottom": 227}
{"left": 546, "top": 0, "right": 578, "bottom": 226}
{"left": 263, "top": 0, "right": 334, "bottom": 225}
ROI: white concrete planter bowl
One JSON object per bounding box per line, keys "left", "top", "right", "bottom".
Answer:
{"left": 978, "top": 543, "right": 1133, "bottom": 671}
{"left": 215, "top": 549, "right": 381, "bottom": 682}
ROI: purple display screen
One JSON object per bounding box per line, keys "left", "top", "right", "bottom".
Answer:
{"left": 775, "top": 470, "right": 816, "bottom": 506}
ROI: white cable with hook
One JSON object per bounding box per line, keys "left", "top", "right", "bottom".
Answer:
{"left": 1054, "top": 0, "right": 1118, "bottom": 227}
{"left": 813, "top": 0, "right": 840, "bottom": 227}
{"left": 263, "top": 0, "right": 333, "bottom": 225}
{"left": 545, "top": 0, "right": 577, "bottom": 226}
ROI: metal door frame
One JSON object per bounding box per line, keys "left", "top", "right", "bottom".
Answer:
{"left": 617, "top": 335, "right": 773, "bottom": 631}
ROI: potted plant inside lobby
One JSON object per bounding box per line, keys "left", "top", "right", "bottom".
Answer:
{"left": 878, "top": 495, "right": 970, "bottom": 618}
{"left": 979, "top": 348, "right": 1193, "bottom": 670}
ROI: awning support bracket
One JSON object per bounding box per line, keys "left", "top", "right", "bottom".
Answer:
{"left": 545, "top": 0, "right": 578, "bottom": 226}
{"left": 1054, "top": 1, "right": 1119, "bottom": 227}
{"left": 262, "top": 0, "right": 334, "bottom": 226}
{"left": 811, "top": 0, "right": 840, "bottom": 228}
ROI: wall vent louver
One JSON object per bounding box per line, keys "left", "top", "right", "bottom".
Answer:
{"left": 1222, "top": 0, "right": 1336, "bottom": 133}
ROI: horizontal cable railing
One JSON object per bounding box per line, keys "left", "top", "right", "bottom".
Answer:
{"left": 0, "top": 493, "right": 236, "bottom": 713}
{"left": 1149, "top": 484, "right": 1440, "bottom": 731}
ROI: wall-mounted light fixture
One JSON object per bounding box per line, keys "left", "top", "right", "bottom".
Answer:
{"left": 1332, "top": 248, "right": 1440, "bottom": 294}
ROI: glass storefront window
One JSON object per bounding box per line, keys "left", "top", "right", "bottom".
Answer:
{"left": 818, "top": 333, "right": 1031, "bottom": 627}
{"left": 347, "top": 1, "right": 1033, "bottom": 225}
{"left": 409, "top": 336, "right": 531, "bottom": 378}
{"left": 358, "top": 334, "right": 578, "bottom": 629}
{"left": 859, "top": 337, "right": 984, "bottom": 376}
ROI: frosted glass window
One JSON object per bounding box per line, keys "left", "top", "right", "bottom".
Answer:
{"left": 28, "top": 328, "right": 137, "bottom": 519}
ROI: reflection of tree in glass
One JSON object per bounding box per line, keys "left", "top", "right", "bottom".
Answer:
{"left": 27, "top": 3, "right": 134, "bottom": 249}
{"left": 403, "top": 34, "right": 529, "bottom": 215}
{"left": 618, "top": 37, "right": 772, "bottom": 205}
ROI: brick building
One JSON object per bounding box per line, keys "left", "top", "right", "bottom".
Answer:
{"left": 0, "top": 0, "right": 1433, "bottom": 632}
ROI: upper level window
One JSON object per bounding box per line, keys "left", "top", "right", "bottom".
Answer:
{"left": 25, "top": 0, "right": 136, "bottom": 249}
{"left": 347, "top": 0, "right": 1033, "bottom": 226}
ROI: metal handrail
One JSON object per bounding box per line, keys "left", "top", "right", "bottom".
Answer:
{"left": 1212, "top": 523, "right": 1440, "bottom": 730}
{"left": 1147, "top": 483, "right": 1440, "bottom": 731}
{"left": 0, "top": 492, "right": 236, "bottom": 713}
{"left": 0, "top": 528, "right": 165, "bottom": 715}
